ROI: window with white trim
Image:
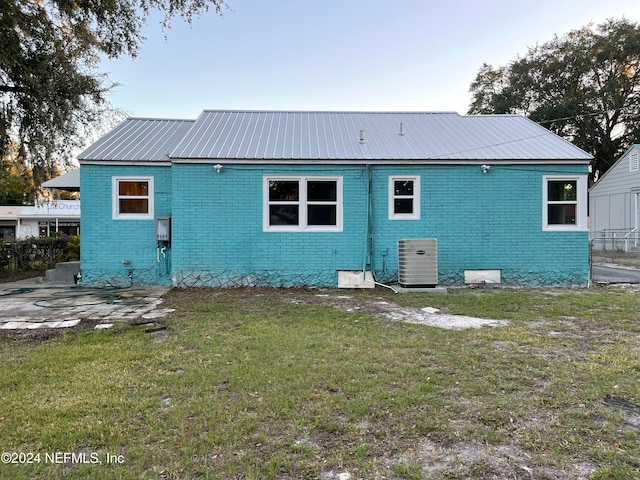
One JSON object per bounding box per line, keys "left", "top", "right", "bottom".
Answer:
{"left": 389, "top": 176, "right": 420, "bottom": 220}
{"left": 264, "top": 176, "right": 343, "bottom": 231}
{"left": 112, "top": 176, "right": 154, "bottom": 220}
{"left": 542, "top": 175, "right": 587, "bottom": 231}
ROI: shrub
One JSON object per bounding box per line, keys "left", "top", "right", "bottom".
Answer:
{"left": 0, "top": 235, "right": 79, "bottom": 273}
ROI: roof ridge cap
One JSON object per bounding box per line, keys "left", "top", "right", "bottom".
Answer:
{"left": 198, "top": 109, "right": 460, "bottom": 115}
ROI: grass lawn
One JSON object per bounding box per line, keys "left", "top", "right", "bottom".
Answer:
{"left": 1, "top": 286, "right": 639, "bottom": 479}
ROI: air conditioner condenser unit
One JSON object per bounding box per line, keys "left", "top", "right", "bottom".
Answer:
{"left": 398, "top": 239, "right": 438, "bottom": 287}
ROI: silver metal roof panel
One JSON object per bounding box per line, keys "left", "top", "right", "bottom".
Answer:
{"left": 79, "top": 111, "right": 592, "bottom": 163}
{"left": 41, "top": 169, "right": 80, "bottom": 191}
{"left": 78, "top": 118, "right": 195, "bottom": 162}
{"left": 169, "top": 111, "right": 591, "bottom": 161}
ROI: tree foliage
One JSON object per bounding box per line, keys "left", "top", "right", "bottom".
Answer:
{"left": 468, "top": 18, "right": 640, "bottom": 178}
{"left": 0, "top": 0, "right": 228, "bottom": 186}
{"left": 0, "top": 143, "right": 32, "bottom": 205}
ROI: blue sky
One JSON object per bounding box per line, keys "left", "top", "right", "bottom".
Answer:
{"left": 100, "top": 0, "right": 640, "bottom": 120}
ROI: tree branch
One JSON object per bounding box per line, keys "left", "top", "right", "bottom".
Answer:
{"left": 0, "top": 85, "right": 23, "bottom": 93}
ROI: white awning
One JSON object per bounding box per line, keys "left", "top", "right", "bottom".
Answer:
{"left": 42, "top": 169, "right": 80, "bottom": 191}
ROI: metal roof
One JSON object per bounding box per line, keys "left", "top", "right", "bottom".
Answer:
{"left": 171, "top": 111, "right": 591, "bottom": 161}
{"left": 42, "top": 169, "right": 80, "bottom": 191}
{"left": 79, "top": 111, "right": 592, "bottom": 163}
{"left": 78, "top": 118, "right": 195, "bottom": 162}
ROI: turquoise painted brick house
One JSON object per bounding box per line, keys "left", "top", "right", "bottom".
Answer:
{"left": 78, "top": 110, "right": 592, "bottom": 288}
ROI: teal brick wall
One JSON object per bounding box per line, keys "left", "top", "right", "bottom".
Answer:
{"left": 80, "top": 164, "right": 173, "bottom": 286}
{"left": 80, "top": 161, "right": 589, "bottom": 287}
{"left": 171, "top": 164, "right": 368, "bottom": 287}
{"left": 369, "top": 164, "right": 589, "bottom": 286}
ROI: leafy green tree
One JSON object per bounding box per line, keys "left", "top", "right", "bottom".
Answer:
{"left": 468, "top": 18, "right": 640, "bottom": 178}
{"left": 0, "top": 143, "right": 33, "bottom": 205}
{"left": 0, "top": 0, "right": 228, "bottom": 184}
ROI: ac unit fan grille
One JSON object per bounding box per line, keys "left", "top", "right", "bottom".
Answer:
{"left": 398, "top": 239, "right": 438, "bottom": 287}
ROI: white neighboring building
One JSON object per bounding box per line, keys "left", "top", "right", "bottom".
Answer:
{"left": 0, "top": 200, "right": 80, "bottom": 241}
{"left": 589, "top": 145, "right": 640, "bottom": 249}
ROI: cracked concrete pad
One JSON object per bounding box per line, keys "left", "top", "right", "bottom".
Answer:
{"left": 0, "top": 278, "right": 171, "bottom": 330}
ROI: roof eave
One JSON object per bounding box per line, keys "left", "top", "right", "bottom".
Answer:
{"left": 169, "top": 157, "right": 591, "bottom": 165}
{"left": 79, "top": 160, "right": 172, "bottom": 166}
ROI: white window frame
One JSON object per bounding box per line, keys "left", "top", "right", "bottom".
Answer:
{"left": 542, "top": 175, "right": 587, "bottom": 231}
{"left": 112, "top": 176, "right": 154, "bottom": 220}
{"left": 389, "top": 176, "right": 420, "bottom": 220}
{"left": 263, "top": 176, "right": 343, "bottom": 232}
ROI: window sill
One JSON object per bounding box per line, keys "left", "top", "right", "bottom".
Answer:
{"left": 389, "top": 216, "right": 421, "bottom": 221}
{"left": 113, "top": 215, "right": 154, "bottom": 220}
{"left": 264, "top": 226, "right": 343, "bottom": 233}
{"left": 542, "top": 226, "right": 588, "bottom": 232}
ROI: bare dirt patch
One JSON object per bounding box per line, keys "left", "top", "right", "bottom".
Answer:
{"left": 0, "top": 270, "right": 46, "bottom": 284}
{"left": 295, "top": 291, "right": 509, "bottom": 330}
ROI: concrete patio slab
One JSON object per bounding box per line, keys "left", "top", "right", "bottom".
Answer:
{"left": 0, "top": 278, "right": 173, "bottom": 330}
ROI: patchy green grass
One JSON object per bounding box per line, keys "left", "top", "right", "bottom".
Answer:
{"left": 0, "top": 286, "right": 639, "bottom": 479}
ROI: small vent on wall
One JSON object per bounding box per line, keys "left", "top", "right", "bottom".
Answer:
{"left": 630, "top": 150, "right": 639, "bottom": 173}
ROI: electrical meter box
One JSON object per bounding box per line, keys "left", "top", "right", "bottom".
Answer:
{"left": 156, "top": 217, "right": 171, "bottom": 242}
